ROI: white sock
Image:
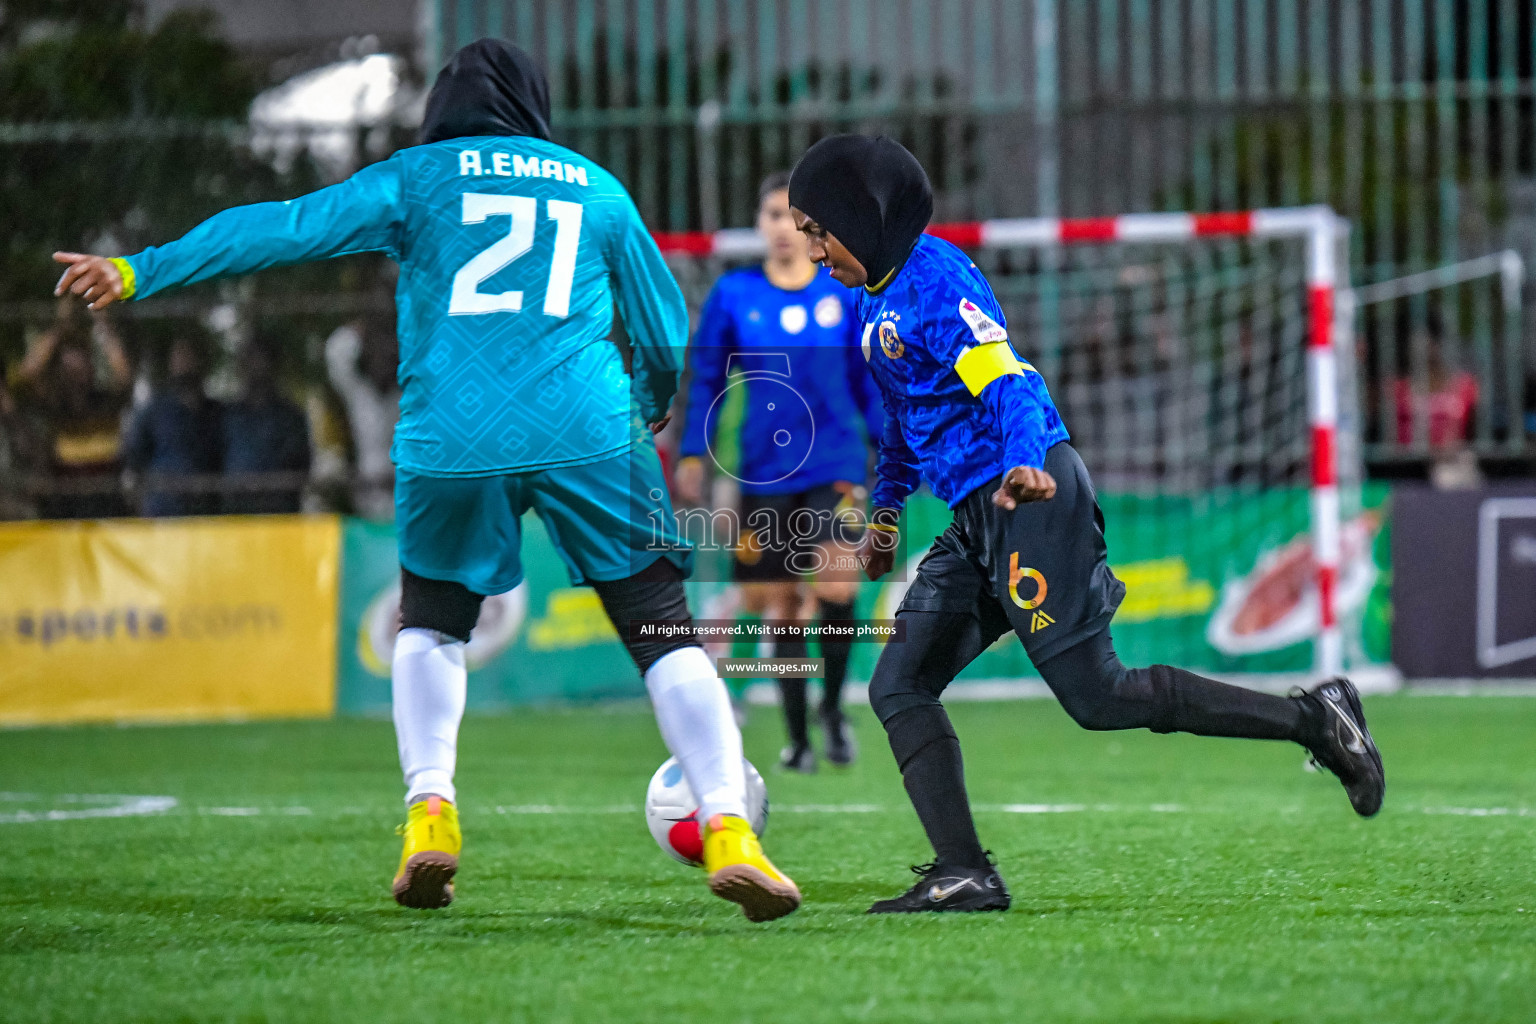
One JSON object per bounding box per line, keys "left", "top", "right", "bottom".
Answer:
{"left": 392, "top": 627, "right": 467, "bottom": 807}
{"left": 644, "top": 646, "right": 748, "bottom": 822}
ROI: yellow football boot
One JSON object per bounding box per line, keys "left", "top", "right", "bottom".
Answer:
{"left": 702, "top": 814, "right": 801, "bottom": 922}
{"left": 392, "top": 795, "right": 460, "bottom": 909}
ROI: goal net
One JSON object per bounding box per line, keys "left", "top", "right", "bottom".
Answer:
{"left": 660, "top": 209, "right": 1382, "bottom": 684}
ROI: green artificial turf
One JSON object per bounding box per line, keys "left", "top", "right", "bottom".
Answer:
{"left": 2, "top": 695, "right": 1533, "bottom": 1023}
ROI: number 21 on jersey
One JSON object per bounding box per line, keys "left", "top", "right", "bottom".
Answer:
{"left": 449, "top": 192, "right": 582, "bottom": 318}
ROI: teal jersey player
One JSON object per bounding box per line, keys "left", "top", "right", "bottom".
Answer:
{"left": 55, "top": 40, "right": 803, "bottom": 922}
{"left": 110, "top": 95, "right": 680, "bottom": 483}
{"left": 65, "top": 53, "right": 690, "bottom": 594}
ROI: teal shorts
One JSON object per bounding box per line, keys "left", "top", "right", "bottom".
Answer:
{"left": 396, "top": 444, "right": 692, "bottom": 595}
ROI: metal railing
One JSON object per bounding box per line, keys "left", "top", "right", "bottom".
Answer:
{"left": 0, "top": 469, "right": 394, "bottom": 522}
{"left": 425, "top": 0, "right": 1536, "bottom": 463}
{"left": 4, "top": 1, "right": 1534, "bottom": 467}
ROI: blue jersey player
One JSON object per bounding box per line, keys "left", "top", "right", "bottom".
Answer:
{"left": 54, "top": 40, "right": 800, "bottom": 923}
{"left": 675, "top": 172, "right": 882, "bottom": 772}
{"left": 787, "top": 135, "right": 1384, "bottom": 913}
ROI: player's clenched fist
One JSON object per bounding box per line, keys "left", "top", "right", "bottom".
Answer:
{"left": 857, "top": 529, "right": 896, "bottom": 581}
{"left": 53, "top": 253, "right": 124, "bottom": 311}
{"left": 858, "top": 507, "right": 901, "bottom": 581}
{"left": 992, "top": 465, "right": 1057, "bottom": 509}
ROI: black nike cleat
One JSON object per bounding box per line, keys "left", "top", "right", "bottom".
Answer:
{"left": 1293, "top": 677, "right": 1385, "bottom": 817}
{"left": 868, "top": 860, "right": 1011, "bottom": 914}
{"left": 778, "top": 744, "right": 816, "bottom": 774}
{"left": 820, "top": 710, "right": 857, "bottom": 767}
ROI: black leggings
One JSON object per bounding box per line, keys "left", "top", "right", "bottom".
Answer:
{"left": 868, "top": 609, "right": 1303, "bottom": 741}
{"left": 400, "top": 557, "right": 699, "bottom": 675}
{"left": 590, "top": 557, "right": 700, "bottom": 675}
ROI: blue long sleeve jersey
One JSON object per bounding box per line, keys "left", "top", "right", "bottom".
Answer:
{"left": 678, "top": 267, "right": 883, "bottom": 493}
{"left": 117, "top": 136, "right": 688, "bottom": 477}
{"left": 857, "top": 234, "right": 1070, "bottom": 510}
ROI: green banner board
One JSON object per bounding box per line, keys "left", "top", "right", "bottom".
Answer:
{"left": 337, "top": 516, "right": 640, "bottom": 713}
{"left": 335, "top": 485, "right": 1390, "bottom": 713}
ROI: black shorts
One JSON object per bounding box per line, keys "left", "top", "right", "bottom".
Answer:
{"left": 733, "top": 481, "right": 861, "bottom": 582}
{"left": 897, "top": 442, "right": 1125, "bottom": 664}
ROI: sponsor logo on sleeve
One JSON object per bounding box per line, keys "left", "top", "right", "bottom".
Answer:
{"left": 959, "top": 298, "right": 1009, "bottom": 343}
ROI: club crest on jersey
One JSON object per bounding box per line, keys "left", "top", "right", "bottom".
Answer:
{"left": 879, "top": 320, "right": 904, "bottom": 359}
{"left": 814, "top": 295, "right": 844, "bottom": 328}
{"left": 959, "top": 298, "right": 1008, "bottom": 344}
{"left": 780, "top": 304, "right": 808, "bottom": 334}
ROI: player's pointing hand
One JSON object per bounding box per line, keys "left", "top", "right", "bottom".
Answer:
{"left": 992, "top": 465, "right": 1057, "bottom": 509}
{"left": 53, "top": 253, "right": 124, "bottom": 311}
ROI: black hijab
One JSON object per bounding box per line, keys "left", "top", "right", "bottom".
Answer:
{"left": 420, "top": 38, "right": 552, "bottom": 145}
{"left": 788, "top": 134, "right": 933, "bottom": 291}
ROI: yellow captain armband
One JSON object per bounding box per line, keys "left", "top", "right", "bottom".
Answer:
{"left": 865, "top": 522, "right": 899, "bottom": 533}
{"left": 954, "top": 342, "right": 1036, "bottom": 397}
{"left": 108, "top": 257, "right": 137, "bottom": 300}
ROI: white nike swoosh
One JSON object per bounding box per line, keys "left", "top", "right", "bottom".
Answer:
{"left": 1323, "top": 694, "right": 1369, "bottom": 754}
{"left": 929, "top": 879, "right": 977, "bottom": 902}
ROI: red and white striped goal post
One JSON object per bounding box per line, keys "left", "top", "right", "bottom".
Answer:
{"left": 655, "top": 207, "right": 1348, "bottom": 676}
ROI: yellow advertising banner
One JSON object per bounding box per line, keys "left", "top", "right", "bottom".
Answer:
{"left": 0, "top": 516, "right": 341, "bottom": 726}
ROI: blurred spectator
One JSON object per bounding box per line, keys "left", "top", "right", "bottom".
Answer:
{"left": 0, "top": 362, "right": 42, "bottom": 519}
{"left": 325, "top": 310, "right": 399, "bottom": 519}
{"left": 123, "top": 336, "right": 223, "bottom": 517}
{"left": 1387, "top": 325, "right": 1482, "bottom": 489}
{"left": 222, "top": 337, "right": 311, "bottom": 514}
{"left": 1390, "top": 334, "right": 1478, "bottom": 451}
{"left": 9, "top": 303, "right": 132, "bottom": 519}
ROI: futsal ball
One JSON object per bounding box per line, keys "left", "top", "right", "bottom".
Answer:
{"left": 644, "top": 757, "right": 768, "bottom": 866}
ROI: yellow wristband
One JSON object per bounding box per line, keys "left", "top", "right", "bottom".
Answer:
{"left": 866, "top": 522, "right": 900, "bottom": 533}
{"left": 108, "top": 257, "right": 137, "bottom": 300}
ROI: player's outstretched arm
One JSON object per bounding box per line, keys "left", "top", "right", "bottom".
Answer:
{"left": 54, "top": 158, "right": 405, "bottom": 308}
{"left": 53, "top": 254, "right": 127, "bottom": 311}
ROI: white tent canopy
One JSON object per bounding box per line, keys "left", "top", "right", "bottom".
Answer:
{"left": 250, "top": 52, "right": 421, "bottom": 174}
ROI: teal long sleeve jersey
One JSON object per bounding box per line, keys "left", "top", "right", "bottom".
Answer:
{"left": 118, "top": 136, "right": 689, "bottom": 477}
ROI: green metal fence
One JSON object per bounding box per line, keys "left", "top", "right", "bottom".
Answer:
{"left": 434, "top": 0, "right": 1536, "bottom": 460}
{"left": 3, "top": 3, "right": 1533, "bottom": 466}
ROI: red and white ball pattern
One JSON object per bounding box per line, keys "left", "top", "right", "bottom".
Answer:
{"left": 644, "top": 757, "right": 768, "bottom": 866}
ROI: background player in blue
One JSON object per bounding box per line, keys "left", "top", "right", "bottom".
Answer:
{"left": 674, "top": 172, "right": 882, "bottom": 772}
{"left": 787, "top": 134, "right": 1385, "bottom": 913}
{"left": 52, "top": 39, "right": 800, "bottom": 924}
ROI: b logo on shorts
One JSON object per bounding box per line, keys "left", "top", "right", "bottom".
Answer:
{"left": 1008, "top": 552, "right": 1047, "bottom": 609}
